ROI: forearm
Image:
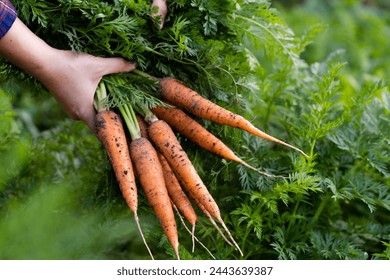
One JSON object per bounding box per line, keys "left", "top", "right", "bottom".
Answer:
{"left": 0, "top": 17, "right": 58, "bottom": 83}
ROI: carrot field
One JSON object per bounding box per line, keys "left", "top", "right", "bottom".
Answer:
{"left": 1, "top": 0, "right": 389, "bottom": 260}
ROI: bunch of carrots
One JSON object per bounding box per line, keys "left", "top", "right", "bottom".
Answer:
{"left": 93, "top": 72, "right": 308, "bottom": 260}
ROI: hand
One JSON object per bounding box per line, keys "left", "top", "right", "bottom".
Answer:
{"left": 0, "top": 18, "right": 136, "bottom": 132}
{"left": 41, "top": 50, "right": 136, "bottom": 131}
{"left": 151, "top": 0, "right": 168, "bottom": 29}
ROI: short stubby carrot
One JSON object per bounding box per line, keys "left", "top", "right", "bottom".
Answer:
{"left": 130, "top": 136, "right": 179, "bottom": 259}
{"left": 158, "top": 77, "right": 308, "bottom": 157}
{"left": 95, "top": 110, "right": 137, "bottom": 214}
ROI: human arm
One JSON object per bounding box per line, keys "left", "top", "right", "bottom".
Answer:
{"left": 0, "top": 2, "right": 136, "bottom": 131}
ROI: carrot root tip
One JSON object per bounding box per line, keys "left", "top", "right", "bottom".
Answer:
{"left": 134, "top": 212, "right": 155, "bottom": 260}
{"left": 219, "top": 219, "right": 243, "bottom": 257}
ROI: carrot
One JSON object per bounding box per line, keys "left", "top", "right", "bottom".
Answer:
{"left": 157, "top": 153, "right": 197, "bottom": 226}
{"left": 151, "top": 105, "right": 285, "bottom": 178}
{"left": 95, "top": 119, "right": 152, "bottom": 257}
{"left": 157, "top": 152, "right": 197, "bottom": 250}
{"left": 137, "top": 112, "right": 198, "bottom": 242}
{"left": 118, "top": 101, "right": 180, "bottom": 260}
{"left": 148, "top": 119, "right": 243, "bottom": 256}
{"left": 136, "top": 114, "right": 149, "bottom": 138}
{"left": 130, "top": 136, "right": 180, "bottom": 259}
{"left": 94, "top": 82, "right": 153, "bottom": 260}
{"left": 158, "top": 77, "right": 308, "bottom": 158}
{"left": 95, "top": 110, "right": 138, "bottom": 214}
{"left": 137, "top": 112, "right": 198, "bottom": 226}
{"left": 136, "top": 112, "right": 198, "bottom": 253}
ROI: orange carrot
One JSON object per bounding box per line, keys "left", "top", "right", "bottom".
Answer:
{"left": 95, "top": 110, "right": 137, "bottom": 213}
{"left": 95, "top": 109, "right": 153, "bottom": 259}
{"left": 148, "top": 120, "right": 218, "bottom": 217}
{"left": 137, "top": 112, "right": 198, "bottom": 226}
{"left": 136, "top": 114, "right": 149, "bottom": 139}
{"left": 151, "top": 105, "right": 285, "bottom": 178}
{"left": 158, "top": 152, "right": 197, "bottom": 246}
{"left": 158, "top": 77, "right": 308, "bottom": 157}
{"left": 136, "top": 113, "right": 198, "bottom": 252}
{"left": 94, "top": 82, "right": 154, "bottom": 259}
{"left": 130, "top": 136, "right": 180, "bottom": 259}
{"left": 148, "top": 119, "right": 243, "bottom": 255}
{"left": 95, "top": 110, "right": 138, "bottom": 212}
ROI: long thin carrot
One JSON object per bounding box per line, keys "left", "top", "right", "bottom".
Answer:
{"left": 148, "top": 119, "right": 243, "bottom": 256}
{"left": 158, "top": 153, "right": 198, "bottom": 248}
{"left": 136, "top": 113, "right": 198, "bottom": 227}
{"left": 95, "top": 110, "right": 138, "bottom": 213}
{"left": 119, "top": 102, "right": 180, "bottom": 260}
{"left": 94, "top": 82, "right": 153, "bottom": 259}
{"left": 130, "top": 136, "right": 180, "bottom": 259}
{"left": 158, "top": 77, "right": 308, "bottom": 158}
{"left": 151, "top": 105, "right": 285, "bottom": 178}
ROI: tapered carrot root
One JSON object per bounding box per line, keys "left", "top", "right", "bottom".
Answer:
{"left": 138, "top": 113, "right": 198, "bottom": 226}
{"left": 172, "top": 203, "right": 216, "bottom": 258}
{"left": 158, "top": 77, "right": 308, "bottom": 158}
{"left": 148, "top": 120, "right": 220, "bottom": 219}
{"left": 186, "top": 190, "right": 232, "bottom": 247}
{"left": 130, "top": 137, "right": 180, "bottom": 259}
{"left": 148, "top": 119, "right": 243, "bottom": 256}
{"left": 95, "top": 110, "right": 137, "bottom": 213}
{"left": 95, "top": 109, "right": 153, "bottom": 259}
{"left": 158, "top": 153, "right": 198, "bottom": 227}
{"left": 158, "top": 153, "right": 198, "bottom": 251}
{"left": 152, "top": 105, "right": 286, "bottom": 178}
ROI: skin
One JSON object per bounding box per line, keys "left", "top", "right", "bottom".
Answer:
{"left": 0, "top": 1, "right": 168, "bottom": 131}
{"left": 152, "top": 0, "right": 168, "bottom": 29}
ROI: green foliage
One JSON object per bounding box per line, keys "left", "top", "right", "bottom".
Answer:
{"left": 1, "top": 0, "right": 390, "bottom": 260}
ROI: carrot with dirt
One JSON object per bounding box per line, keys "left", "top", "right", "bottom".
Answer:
{"left": 136, "top": 113, "right": 198, "bottom": 251}
{"left": 151, "top": 104, "right": 285, "bottom": 178}
{"left": 147, "top": 118, "right": 243, "bottom": 256}
{"left": 118, "top": 101, "right": 180, "bottom": 260}
{"left": 158, "top": 153, "right": 198, "bottom": 247}
{"left": 152, "top": 75, "right": 308, "bottom": 158}
{"left": 137, "top": 113, "right": 198, "bottom": 233}
{"left": 93, "top": 82, "right": 153, "bottom": 259}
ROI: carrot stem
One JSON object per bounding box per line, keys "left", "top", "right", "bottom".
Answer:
{"left": 94, "top": 81, "right": 109, "bottom": 112}
{"left": 132, "top": 69, "right": 160, "bottom": 82}
{"left": 119, "top": 104, "right": 141, "bottom": 140}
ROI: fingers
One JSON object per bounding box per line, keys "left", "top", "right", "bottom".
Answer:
{"left": 151, "top": 0, "right": 167, "bottom": 29}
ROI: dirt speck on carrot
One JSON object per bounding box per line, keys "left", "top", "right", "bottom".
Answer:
{"left": 158, "top": 77, "right": 308, "bottom": 158}
{"left": 130, "top": 136, "right": 180, "bottom": 259}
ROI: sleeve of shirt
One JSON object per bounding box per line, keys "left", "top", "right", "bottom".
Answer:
{"left": 0, "top": 0, "right": 17, "bottom": 39}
